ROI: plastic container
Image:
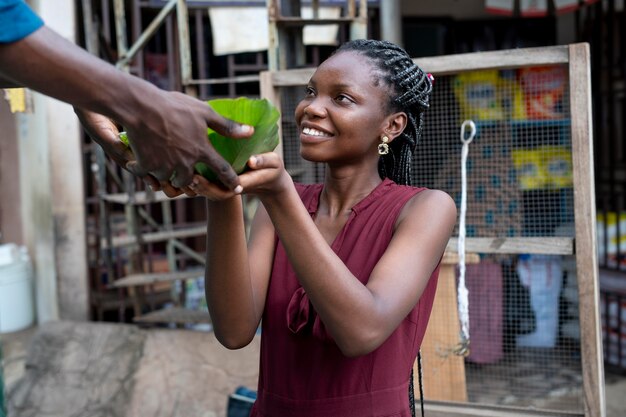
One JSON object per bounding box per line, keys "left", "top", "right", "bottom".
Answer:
{"left": 0, "top": 245, "right": 34, "bottom": 334}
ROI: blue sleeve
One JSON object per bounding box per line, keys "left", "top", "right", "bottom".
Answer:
{"left": 0, "top": 0, "right": 44, "bottom": 43}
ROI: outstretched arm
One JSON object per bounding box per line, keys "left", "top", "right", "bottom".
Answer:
{"left": 201, "top": 193, "right": 275, "bottom": 349}
{"left": 237, "top": 153, "right": 457, "bottom": 357}
{"left": 0, "top": 25, "right": 253, "bottom": 189}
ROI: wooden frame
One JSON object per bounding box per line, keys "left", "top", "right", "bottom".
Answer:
{"left": 260, "top": 43, "right": 604, "bottom": 417}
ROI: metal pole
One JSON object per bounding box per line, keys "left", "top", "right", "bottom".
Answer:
{"left": 176, "top": 0, "right": 192, "bottom": 86}
{"left": 380, "top": 0, "right": 402, "bottom": 46}
{"left": 116, "top": 0, "right": 177, "bottom": 69}
{"left": 113, "top": 0, "right": 128, "bottom": 70}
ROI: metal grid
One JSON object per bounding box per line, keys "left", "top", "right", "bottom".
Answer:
{"left": 275, "top": 65, "right": 586, "bottom": 413}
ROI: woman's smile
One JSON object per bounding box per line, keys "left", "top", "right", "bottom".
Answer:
{"left": 300, "top": 123, "right": 335, "bottom": 144}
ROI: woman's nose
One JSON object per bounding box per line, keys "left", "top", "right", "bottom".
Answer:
{"left": 303, "top": 98, "right": 327, "bottom": 118}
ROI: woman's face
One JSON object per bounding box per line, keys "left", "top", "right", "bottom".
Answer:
{"left": 294, "top": 51, "right": 392, "bottom": 164}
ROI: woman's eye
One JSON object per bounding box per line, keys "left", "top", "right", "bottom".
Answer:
{"left": 336, "top": 94, "right": 353, "bottom": 104}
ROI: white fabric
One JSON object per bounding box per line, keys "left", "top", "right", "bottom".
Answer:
{"left": 208, "top": 6, "right": 340, "bottom": 56}
{"left": 301, "top": 6, "right": 341, "bottom": 46}
{"left": 519, "top": 0, "right": 548, "bottom": 16}
{"left": 208, "top": 7, "right": 269, "bottom": 56}
{"left": 484, "top": 0, "right": 515, "bottom": 14}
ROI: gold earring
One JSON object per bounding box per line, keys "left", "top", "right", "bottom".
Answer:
{"left": 378, "top": 135, "right": 390, "bottom": 155}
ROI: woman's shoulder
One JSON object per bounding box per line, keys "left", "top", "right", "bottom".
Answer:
{"left": 401, "top": 188, "right": 457, "bottom": 223}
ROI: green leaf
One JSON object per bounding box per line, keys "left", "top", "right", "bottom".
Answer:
{"left": 117, "top": 97, "right": 280, "bottom": 183}
{"left": 119, "top": 131, "right": 130, "bottom": 147}
{"left": 194, "top": 97, "right": 280, "bottom": 182}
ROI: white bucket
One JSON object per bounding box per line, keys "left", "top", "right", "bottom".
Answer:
{"left": 0, "top": 245, "right": 34, "bottom": 333}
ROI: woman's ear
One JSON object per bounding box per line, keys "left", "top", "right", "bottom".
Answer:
{"left": 383, "top": 112, "right": 407, "bottom": 142}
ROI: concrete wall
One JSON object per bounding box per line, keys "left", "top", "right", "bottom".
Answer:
{"left": 3, "top": 0, "right": 89, "bottom": 324}
{"left": 0, "top": 97, "right": 23, "bottom": 245}
{"left": 38, "top": 0, "right": 89, "bottom": 322}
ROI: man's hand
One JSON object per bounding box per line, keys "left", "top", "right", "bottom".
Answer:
{"left": 123, "top": 91, "right": 253, "bottom": 191}
{"left": 74, "top": 108, "right": 161, "bottom": 191}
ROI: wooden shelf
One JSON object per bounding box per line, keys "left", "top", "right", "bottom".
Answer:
{"left": 271, "top": 17, "right": 358, "bottom": 26}
{"left": 133, "top": 307, "right": 212, "bottom": 325}
{"left": 110, "top": 270, "right": 204, "bottom": 288}
{"left": 101, "top": 225, "right": 206, "bottom": 249}
{"left": 109, "top": 269, "right": 204, "bottom": 288}
{"left": 100, "top": 190, "right": 189, "bottom": 205}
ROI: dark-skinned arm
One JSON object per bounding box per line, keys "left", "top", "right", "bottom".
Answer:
{"left": 0, "top": 26, "right": 253, "bottom": 189}
{"left": 238, "top": 153, "right": 457, "bottom": 357}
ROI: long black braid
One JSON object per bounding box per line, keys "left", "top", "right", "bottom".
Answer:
{"left": 334, "top": 40, "right": 433, "bottom": 417}
{"left": 334, "top": 39, "right": 432, "bottom": 186}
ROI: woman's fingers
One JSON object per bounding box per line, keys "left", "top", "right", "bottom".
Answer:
{"left": 238, "top": 153, "right": 285, "bottom": 193}
{"left": 247, "top": 152, "right": 282, "bottom": 170}
{"left": 187, "top": 175, "right": 237, "bottom": 201}
{"left": 160, "top": 182, "right": 185, "bottom": 198}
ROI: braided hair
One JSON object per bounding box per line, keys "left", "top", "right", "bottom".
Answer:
{"left": 334, "top": 40, "right": 432, "bottom": 186}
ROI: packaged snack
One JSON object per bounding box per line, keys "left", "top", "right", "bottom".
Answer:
{"left": 518, "top": 66, "right": 567, "bottom": 120}
{"left": 453, "top": 70, "right": 505, "bottom": 121}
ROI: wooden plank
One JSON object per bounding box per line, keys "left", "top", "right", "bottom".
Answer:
{"left": 133, "top": 307, "right": 211, "bottom": 325}
{"left": 269, "top": 67, "right": 315, "bottom": 87}
{"left": 101, "top": 225, "right": 206, "bottom": 248}
{"left": 100, "top": 190, "right": 187, "bottom": 205}
{"left": 266, "top": 45, "right": 570, "bottom": 88}
{"left": 568, "top": 43, "right": 605, "bottom": 417}
{"left": 415, "top": 253, "right": 480, "bottom": 402}
{"left": 446, "top": 237, "right": 574, "bottom": 255}
{"left": 271, "top": 17, "right": 358, "bottom": 25}
{"left": 423, "top": 402, "right": 583, "bottom": 417}
{"left": 414, "top": 45, "right": 570, "bottom": 76}
{"left": 109, "top": 270, "right": 204, "bottom": 288}
{"left": 260, "top": 70, "right": 284, "bottom": 158}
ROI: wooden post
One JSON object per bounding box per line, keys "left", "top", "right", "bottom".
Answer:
{"left": 569, "top": 42, "right": 605, "bottom": 417}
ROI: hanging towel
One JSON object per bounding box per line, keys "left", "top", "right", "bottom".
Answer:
{"left": 208, "top": 6, "right": 340, "bottom": 56}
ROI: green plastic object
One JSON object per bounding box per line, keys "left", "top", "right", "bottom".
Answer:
{"left": 119, "top": 97, "right": 280, "bottom": 183}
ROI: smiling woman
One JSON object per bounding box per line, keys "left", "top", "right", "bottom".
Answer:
{"left": 186, "top": 39, "right": 456, "bottom": 417}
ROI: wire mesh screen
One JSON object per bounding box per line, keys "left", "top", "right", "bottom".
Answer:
{"left": 413, "top": 67, "right": 582, "bottom": 411}
{"left": 274, "top": 63, "right": 585, "bottom": 414}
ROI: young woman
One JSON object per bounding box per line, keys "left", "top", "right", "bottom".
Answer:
{"left": 185, "top": 39, "right": 457, "bottom": 417}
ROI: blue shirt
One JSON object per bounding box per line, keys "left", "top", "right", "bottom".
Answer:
{"left": 0, "top": 0, "right": 44, "bottom": 43}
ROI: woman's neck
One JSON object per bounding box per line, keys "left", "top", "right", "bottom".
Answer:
{"left": 318, "top": 169, "right": 382, "bottom": 218}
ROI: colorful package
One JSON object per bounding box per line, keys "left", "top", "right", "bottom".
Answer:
{"left": 511, "top": 146, "right": 572, "bottom": 190}
{"left": 541, "top": 146, "right": 573, "bottom": 188}
{"left": 453, "top": 70, "right": 505, "bottom": 121}
{"left": 511, "top": 148, "right": 545, "bottom": 190}
{"left": 518, "top": 66, "right": 567, "bottom": 119}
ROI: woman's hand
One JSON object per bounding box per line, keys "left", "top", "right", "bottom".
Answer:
{"left": 185, "top": 152, "right": 289, "bottom": 200}
{"left": 184, "top": 175, "right": 240, "bottom": 201}
{"left": 237, "top": 152, "right": 291, "bottom": 197}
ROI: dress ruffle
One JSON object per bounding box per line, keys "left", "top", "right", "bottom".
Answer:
{"left": 286, "top": 287, "right": 334, "bottom": 342}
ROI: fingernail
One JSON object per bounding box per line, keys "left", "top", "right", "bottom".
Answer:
{"left": 234, "top": 185, "right": 243, "bottom": 194}
{"left": 249, "top": 156, "right": 257, "bottom": 165}
{"left": 240, "top": 125, "right": 254, "bottom": 135}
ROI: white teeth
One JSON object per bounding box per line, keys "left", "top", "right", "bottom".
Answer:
{"left": 303, "top": 127, "right": 331, "bottom": 137}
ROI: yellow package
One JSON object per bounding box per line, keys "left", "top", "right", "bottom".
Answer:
{"left": 453, "top": 70, "right": 504, "bottom": 121}
{"left": 511, "top": 148, "right": 546, "bottom": 190}
{"left": 540, "top": 146, "right": 572, "bottom": 189}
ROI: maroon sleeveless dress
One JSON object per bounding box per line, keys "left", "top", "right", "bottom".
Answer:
{"left": 250, "top": 178, "right": 441, "bottom": 417}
